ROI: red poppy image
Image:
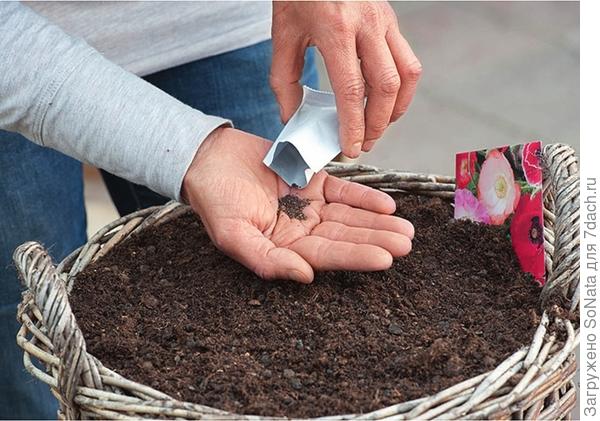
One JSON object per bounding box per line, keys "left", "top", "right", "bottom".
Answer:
{"left": 456, "top": 151, "right": 477, "bottom": 189}
{"left": 522, "top": 141, "right": 542, "bottom": 186}
{"left": 510, "top": 191, "right": 545, "bottom": 283}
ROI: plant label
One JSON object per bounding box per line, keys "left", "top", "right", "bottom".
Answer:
{"left": 454, "top": 141, "right": 545, "bottom": 284}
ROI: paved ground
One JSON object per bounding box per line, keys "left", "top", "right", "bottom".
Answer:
{"left": 84, "top": 2, "right": 580, "bottom": 415}
{"left": 316, "top": 1, "right": 579, "bottom": 174}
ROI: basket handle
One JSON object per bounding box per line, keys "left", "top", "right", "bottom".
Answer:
{"left": 13, "top": 241, "right": 102, "bottom": 419}
{"left": 540, "top": 143, "right": 580, "bottom": 309}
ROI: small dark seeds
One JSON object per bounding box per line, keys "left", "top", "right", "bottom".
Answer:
{"left": 278, "top": 194, "right": 310, "bottom": 220}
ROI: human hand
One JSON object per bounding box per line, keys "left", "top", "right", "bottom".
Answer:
{"left": 182, "top": 127, "right": 414, "bottom": 283}
{"left": 270, "top": 1, "right": 422, "bottom": 158}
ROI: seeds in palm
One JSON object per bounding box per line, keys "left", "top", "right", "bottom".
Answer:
{"left": 278, "top": 194, "right": 310, "bottom": 220}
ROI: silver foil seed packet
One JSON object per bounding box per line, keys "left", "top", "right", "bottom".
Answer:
{"left": 263, "top": 86, "right": 341, "bottom": 188}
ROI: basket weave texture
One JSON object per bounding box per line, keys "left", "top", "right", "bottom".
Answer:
{"left": 13, "top": 143, "right": 579, "bottom": 420}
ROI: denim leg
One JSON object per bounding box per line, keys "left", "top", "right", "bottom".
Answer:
{"left": 0, "top": 131, "right": 87, "bottom": 419}
{"left": 101, "top": 40, "right": 319, "bottom": 215}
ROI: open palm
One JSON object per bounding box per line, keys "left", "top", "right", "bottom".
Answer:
{"left": 183, "top": 128, "right": 414, "bottom": 283}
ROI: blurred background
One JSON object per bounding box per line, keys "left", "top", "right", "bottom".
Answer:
{"left": 320, "top": 1, "right": 580, "bottom": 171}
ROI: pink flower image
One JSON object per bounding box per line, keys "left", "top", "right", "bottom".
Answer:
{"left": 522, "top": 141, "right": 542, "bottom": 186}
{"left": 454, "top": 188, "right": 491, "bottom": 223}
{"left": 477, "top": 149, "right": 521, "bottom": 225}
{"left": 455, "top": 151, "right": 477, "bottom": 189}
{"left": 510, "top": 192, "right": 545, "bottom": 283}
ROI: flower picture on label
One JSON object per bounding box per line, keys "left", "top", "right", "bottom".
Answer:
{"left": 454, "top": 141, "right": 545, "bottom": 284}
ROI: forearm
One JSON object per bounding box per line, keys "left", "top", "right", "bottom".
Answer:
{"left": 0, "top": 2, "right": 229, "bottom": 200}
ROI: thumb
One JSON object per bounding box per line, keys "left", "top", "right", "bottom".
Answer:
{"left": 270, "top": 35, "right": 306, "bottom": 123}
{"left": 218, "top": 222, "right": 314, "bottom": 283}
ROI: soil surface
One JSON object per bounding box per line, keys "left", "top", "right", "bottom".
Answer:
{"left": 71, "top": 195, "right": 542, "bottom": 417}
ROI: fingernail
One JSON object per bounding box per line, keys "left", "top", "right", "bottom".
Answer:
{"left": 363, "top": 140, "right": 376, "bottom": 152}
{"left": 291, "top": 269, "right": 312, "bottom": 284}
{"left": 407, "top": 223, "right": 415, "bottom": 240}
{"left": 350, "top": 141, "right": 362, "bottom": 157}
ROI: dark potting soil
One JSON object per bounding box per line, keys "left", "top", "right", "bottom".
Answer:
{"left": 278, "top": 194, "right": 310, "bottom": 220}
{"left": 70, "top": 195, "right": 543, "bottom": 418}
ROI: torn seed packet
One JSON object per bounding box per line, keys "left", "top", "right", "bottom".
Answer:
{"left": 263, "top": 86, "right": 341, "bottom": 188}
{"left": 455, "top": 141, "right": 545, "bottom": 284}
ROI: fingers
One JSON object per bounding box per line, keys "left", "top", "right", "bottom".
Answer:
{"left": 358, "top": 35, "right": 400, "bottom": 151}
{"left": 386, "top": 26, "right": 422, "bottom": 122}
{"left": 324, "top": 176, "right": 396, "bottom": 214}
{"left": 312, "top": 221, "right": 411, "bottom": 257}
{"left": 319, "top": 39, "right": 366, "bottom": 158}
{"left": 289, "top": 236, "right": 392, "bottom": 272}
{"left": 214, "top": 222, "right": 314, "bottom": 284}
{"left": 270, "top": 33, "right": 307, "bottom": 123}
{"left": 321, "top": 202, "right": 414, "bottom": 239}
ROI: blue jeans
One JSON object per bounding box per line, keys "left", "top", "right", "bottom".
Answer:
{"left": 0, "top": 139, "right": 86, "bottom": 419}
{"left": 0, "top": 40, "right": 317, "bottom": 419}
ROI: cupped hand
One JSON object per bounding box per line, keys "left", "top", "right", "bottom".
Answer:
{"left": 270, "top": 1, "right": 422, "bottom": 158}
{"left": 182, "top": 127, "right": 414, "bottom": 283}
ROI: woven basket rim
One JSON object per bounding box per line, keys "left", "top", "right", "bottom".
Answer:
{"left": 13, "top": 143, "right": 580, "bottom": 420}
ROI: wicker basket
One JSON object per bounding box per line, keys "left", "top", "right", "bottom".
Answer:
{"left": 13, "top": 143, "right": 579, "bottom": 420}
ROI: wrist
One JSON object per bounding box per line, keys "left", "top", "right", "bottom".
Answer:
{"left": 181, "top": 126, "right": 227, "bottom": 204}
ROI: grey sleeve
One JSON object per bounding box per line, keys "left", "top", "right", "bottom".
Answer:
{"left": 0, "top": 2, "right": 230, "bottom": 201}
